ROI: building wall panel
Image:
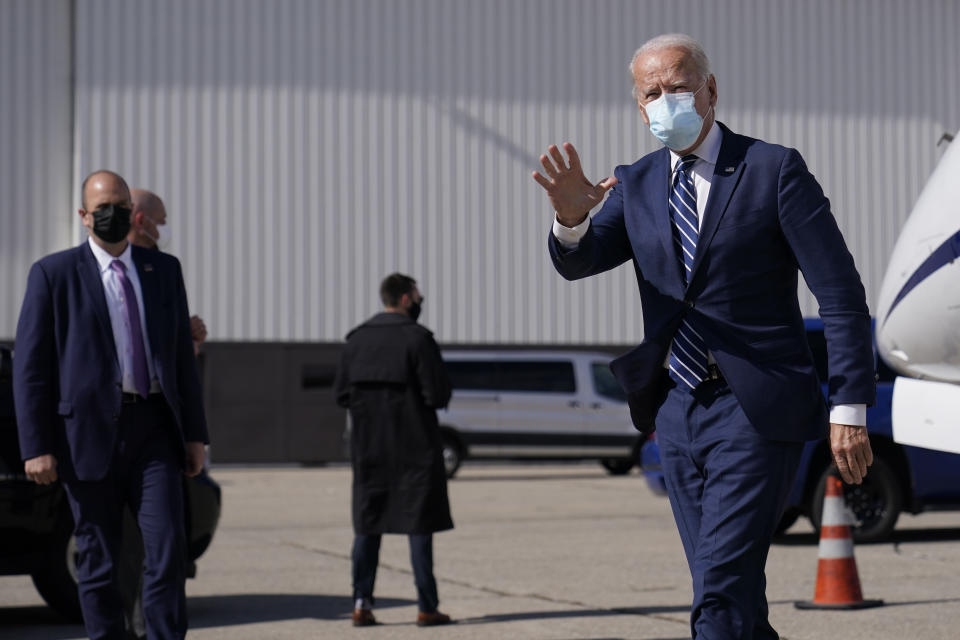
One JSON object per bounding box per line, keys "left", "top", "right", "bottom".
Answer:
{"left": 8, "top": 0, "right": 955, "bottom": 345}
{"left": 0, "top": 0, "right": 72, "bottom": 339}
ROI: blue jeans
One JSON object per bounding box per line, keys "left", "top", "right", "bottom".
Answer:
{"left": 352, "top": 533, "right": 439, "bottom": 613}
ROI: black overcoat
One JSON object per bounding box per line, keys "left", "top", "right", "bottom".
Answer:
{"left": 334, "top": 312, "right": 454, "bottom": 535}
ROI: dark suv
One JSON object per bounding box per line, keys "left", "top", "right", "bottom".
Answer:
{"left": 0, "top": 345, "right": 221, "bottom": 628}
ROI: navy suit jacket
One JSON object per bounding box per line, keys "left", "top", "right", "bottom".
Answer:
{"left": 549, "top": 123, "right": 875, "bottom": 442}
{"left": 13, "top": 241, "right": 208, "bottom": 482}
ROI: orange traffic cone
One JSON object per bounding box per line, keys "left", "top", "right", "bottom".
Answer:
{"left": 795, "top": 471, "right": 884, "bottom": 610}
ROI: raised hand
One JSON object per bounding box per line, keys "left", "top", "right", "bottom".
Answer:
{"left": 532, "top": 142, "right": 618, "bottom": 227}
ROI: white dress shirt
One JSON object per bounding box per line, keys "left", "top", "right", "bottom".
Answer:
{"left": 87, "top": 237, "right": 160, "bottom": 394}
{"left": 550, "top": 123, "right": 865, "bottom": 426}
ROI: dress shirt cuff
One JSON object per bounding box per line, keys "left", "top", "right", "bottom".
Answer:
{"left": 552, "top": 215, "right": 591, "bottom": 248}
{"left": 829, "top": 403, "right": 866, "bottom": 427}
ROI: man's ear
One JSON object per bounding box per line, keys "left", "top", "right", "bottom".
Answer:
{"left": 637, "top": 100, "right": 650, "bottom": 126}
{"left": 132, "top": 211, "right": 145, "bottom": 228}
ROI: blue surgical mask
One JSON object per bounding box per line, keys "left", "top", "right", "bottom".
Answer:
{"left": 643, "top": 82, "right": 709, "bottom": 151}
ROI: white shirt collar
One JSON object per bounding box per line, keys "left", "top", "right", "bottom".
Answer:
{"left": 87, "top": 236, "right": 134, "bottom": 275}
{"left": 669, "top": 120, "right": 722, "bottom": 170}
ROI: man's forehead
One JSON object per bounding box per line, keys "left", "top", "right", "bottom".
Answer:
{"left": 86, "top": 185, "right": 131, "bottom": 207}
{"left": 85, "top": 171, "right": 128, "bottom": 194}
{"left": 635, "top": 49, "right": 695, "bottom": 80}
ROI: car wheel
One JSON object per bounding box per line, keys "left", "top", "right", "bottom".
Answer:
{"left": 440, "top": 433, "right": 462, "bottom": 478}
{"left": 30, "top": 506, "right": 82, "bottom": 622}
{"left": 600, "top": 458, "right": 634, "bottom": 475}
{"left": 810, "top": 457, "right": 903, "bottom": 543}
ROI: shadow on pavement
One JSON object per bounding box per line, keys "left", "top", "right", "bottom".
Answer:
{"left": 774, "top": 526, "right": 960, "bottom": 546}
{"left": 871, "top": 596, "right": 960, "bottom": 608}
{"left": 887, "top": 527, "right": 960, "bottom": 544}
{"left": 453, "top": 472, "right": 626, "bottom": 483}
{"left": 771, "top": 531, "right": 818, "bottom": 546}
{"left": 187, "top": 593, "right": 414, "bottom": 628}
{"left": 0, "top": 595, "right": 418, "bottom": 637}
{"left": 457, "top": 603, "right": 690, "bottom": 626}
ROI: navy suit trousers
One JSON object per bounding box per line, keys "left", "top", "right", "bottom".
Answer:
{"left": 63, "top": 396, "right": 188, "bottom": 640}
{"left": 657, "top": 378, "right": 802, "bottom": 640}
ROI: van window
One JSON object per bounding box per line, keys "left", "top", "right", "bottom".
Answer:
{"left": 499, "top": 361, "right": 576, "bottom": 393}
{"left": 445, "top": 360, "right": 576, "bottom": 393}
{"left": 592, "top": 363, "right": 626, "bottom": 401}
{"left": 446, "top": 361, "right": 501, "bottom": 391}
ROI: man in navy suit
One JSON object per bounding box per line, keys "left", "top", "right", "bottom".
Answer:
{"left": 534, "top": 34, "right": 876, "bottom": 639}
{"left": 127, "top": 188, "right": 208, "bottom": 356}
{"left": 13, "top": 170, "right": 208, "bottom": 639}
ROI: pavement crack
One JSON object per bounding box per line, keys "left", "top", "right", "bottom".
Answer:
{"left": 271, "top": 535, "right": 689, "bottom": 628}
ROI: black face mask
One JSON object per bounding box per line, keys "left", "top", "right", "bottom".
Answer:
{"left": 409, "top": 298, "right": 423, "bottom": 322}
{"left": 90, "top": 204, "right": 132, "bottom": 243}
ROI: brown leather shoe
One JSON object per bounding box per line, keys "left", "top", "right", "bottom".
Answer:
{"left": 416, "top": 611, "right": 453, "bottom": 627}
{"left": 352, "top": 608, "right": 377, "bottom": 627}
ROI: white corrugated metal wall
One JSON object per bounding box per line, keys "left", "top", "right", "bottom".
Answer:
{"left": 4, "top": 0, "right": 959, "bottom": 343}
{"left": 0, "top": 0, "right": 73, "bottom": 338}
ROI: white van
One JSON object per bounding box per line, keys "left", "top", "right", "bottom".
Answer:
{"left": 438, "top": 350, "right": 643, "bottom": 477}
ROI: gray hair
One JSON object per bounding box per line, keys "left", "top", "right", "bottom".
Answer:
{"left": 629, "top": 33, "right": 711, "bottom": 99}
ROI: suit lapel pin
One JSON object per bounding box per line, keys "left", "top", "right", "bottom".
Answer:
{"left": 143, "top": 264, "right": 154, "bottom": 272}
{"left": 725, "top": 166, "right": 735, "bottom": 173}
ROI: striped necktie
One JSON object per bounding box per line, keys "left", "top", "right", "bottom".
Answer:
{"left": 668, "top": 155, "right": 708, "bottom": 390}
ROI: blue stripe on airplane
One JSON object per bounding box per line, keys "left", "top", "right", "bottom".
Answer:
{"left": 885, "top": 228, "right": 960, "bottom": 325}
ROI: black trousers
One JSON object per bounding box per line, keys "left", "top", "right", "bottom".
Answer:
{"left": 352, "top": 533, "right": 439, "bottom": 613}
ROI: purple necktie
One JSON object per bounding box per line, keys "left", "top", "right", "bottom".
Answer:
{"left": 110, "top": 260, "right": 151, "bottom": 397}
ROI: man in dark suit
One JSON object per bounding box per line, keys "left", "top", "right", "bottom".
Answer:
{"left": 534, "top": 34, "right": 876, "bottom": 639}
{"left": 13, "top": 170, "right": 208, "bottom": 639}
{"left": 334, "top": 273, "right": 454, "bottom": 628}
{"left": 127, "top": 188, "right": 207, "bottom": 356}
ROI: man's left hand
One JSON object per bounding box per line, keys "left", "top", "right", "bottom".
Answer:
{"left": 185, "top": 441, "right": 206, "bottom": 477}
{"left": 189, "top": 315, "right": 207, "bottom": 344}
{"left": 829, "top": 422, "right": 873, "bottom": 485}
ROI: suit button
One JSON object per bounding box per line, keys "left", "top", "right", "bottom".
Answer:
{"left": 684, "top": 299, "right": 695, "bottom": 309}
{"left": 112, "top": 414, "right": 120, "bottom": 421}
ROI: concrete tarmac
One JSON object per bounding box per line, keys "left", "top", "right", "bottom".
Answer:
{"left": 2, "top": 462, "right": 960, "bottom": 639}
